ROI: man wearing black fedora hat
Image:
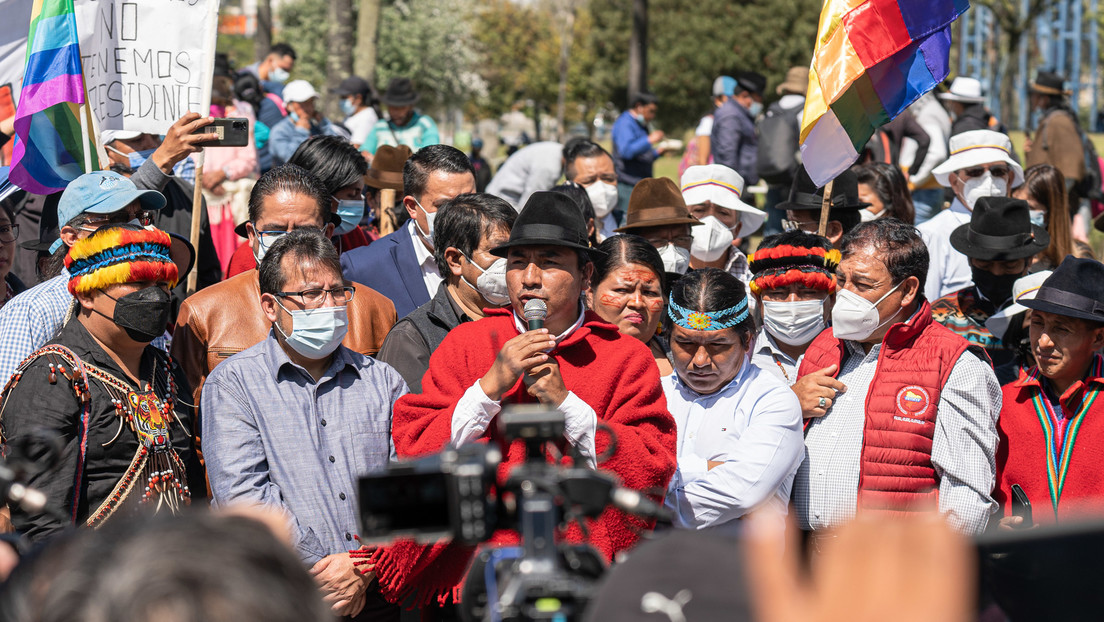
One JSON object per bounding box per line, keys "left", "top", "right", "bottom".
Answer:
{"left": 361, "top": 77, "right": 440, "bottom": 159}
{"left": 931, "top": 196, "right": 1050, "bottom": 379}
{"left": 1025, "top": 70, "right": 1087, "bottom": 206}
{"left": 372, "top": 191, "right": 677, "bottom": 608}
{"left": 994, "top": 256, "right": 1104, "bottom": 527}
{"left": 772, "top": 165, "right": 865, "bottom": 248}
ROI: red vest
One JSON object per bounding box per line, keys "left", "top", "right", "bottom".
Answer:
{"left": 799, "top": 300, "right": 975, "bottom": 515}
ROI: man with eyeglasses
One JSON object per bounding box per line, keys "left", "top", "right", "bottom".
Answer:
{"left": 614, "top": 177, "right": 701, "bottom": 275}
{"left": 172, "top": 165, "right": 397, "bottom": 408}
{"left": 202, "top": 228, "right": 407, "bottom": 621}
{"left": 921, "top": 129, "right": 1023, "bottom": 302}
{"left": 771, "top": 166, "right": 865, "bottom": 248}
{"left": 0, "top": 171, "right": 167, "bottom": 387}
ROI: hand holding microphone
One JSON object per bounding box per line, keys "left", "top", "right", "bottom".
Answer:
{"left": 478, "top": 299, "right": 558, "bottom": 402}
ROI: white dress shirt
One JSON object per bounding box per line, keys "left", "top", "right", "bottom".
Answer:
{"left": 450, "top": 306, "right": 597, "bottom": 466}
{"left": 662, "top": 358, "right": 804, "bottom": 535}
{"left": 751, "top": 329, "right": 802, "bottom": 386}
{"left": 917, "top": 198, "right": 972, "bottom": 301}
{"left": 407, "top": 221, "right": 443, "bottom": 300}
{"left": 793, "top": 333, "right": 1001, "bottom": 535}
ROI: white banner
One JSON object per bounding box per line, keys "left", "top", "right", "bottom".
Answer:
{"left": 0, "top": 0, "right": 33, "bottom": 117}
{"left": 74, "top": 0, "right": 221, "bottom": 135}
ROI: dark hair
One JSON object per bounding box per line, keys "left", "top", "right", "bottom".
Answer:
{"left": 839, "top": 218, "right": 929, "bottom": 297}
{"left": 43, "top": 212, "right": 93, "bottom": 280}
{"left": 258, "top": 229, "right": 342, "bottom": 295}
{"left": 234, "top": 71, "right": 264, "bottom": 109}
{"left": 33, "top": 511, "right": 331, "bottom": 622}
{"left": 288, "top": 135, "right": 368, "bottom": 196}
{"left": 756, "top": 229, "right": 833, "bottom": 254}
{"left": 1018, "top": 164, "right": 1073, "bottom": 268}
{"left": 403, "top": 144, "right": 475, "bottom": 201}
{"left": 853, "top": 162, "right": 915, "bottom": 223}
{"left": 593, "top": 234, "right": 666, "bottom": 294}
{"left": 563, "top": 139, "right": 611, "bottom": 181}
{"left": 629, "top": 92, "right": 658, "bottom": 109}
{"left": 269, "top": 43, "right": 297, "bottom": 61}
{"left": 432, "top": 193, "right": 517, "bottom": 274}
{"left": 669, "top": 267, "right": 754, "bottom": 338}
{"left": 549, "top": 182, "right": 598, "bottom": 248}
{"left": 248, "top": 164, "right": 331, "bottom": 227}
{"left": 835, "top": 209, "right": 862, "bottom": 237}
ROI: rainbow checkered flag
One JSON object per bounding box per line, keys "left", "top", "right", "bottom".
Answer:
{"left": 10, "top": 0, "right": 101, "bottom": 195}
{"left": 800, "top": 0, "right": 970, "bottom": 186}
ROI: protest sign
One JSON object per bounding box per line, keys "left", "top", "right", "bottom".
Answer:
{"left": 74, "top": 0, "right": 220, "bottom": 135}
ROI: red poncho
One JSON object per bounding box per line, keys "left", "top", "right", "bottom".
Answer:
{"left": 369, "top": 309, "right": 677, "bottom": 606}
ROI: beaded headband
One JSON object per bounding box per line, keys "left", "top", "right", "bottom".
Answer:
{"left": 667, "top": 297, "right": 749, "bottom": 331}
{"left": 66, "top": 228, "right": 178, "bottom": 295}
{"left": 748, "top": 244, "right": 840, "bottom": 295}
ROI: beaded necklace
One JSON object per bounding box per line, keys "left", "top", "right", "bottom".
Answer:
{"left": 0, "top": 344, "right": 191, "bottom": 526}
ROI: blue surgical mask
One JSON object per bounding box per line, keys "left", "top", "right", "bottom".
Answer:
{"left": 127, "top": 148, "right": 157, "bottom": 171}
{"left": 340, "top": 98, "right": 357, "bottom": 117}
{"left": 268, "top": 67, "right": 290, "bottom": 84}
{"left": 252, "top": 228, "right": 286, "bottom": 264}
{"left": 334, "top": 199, "right": 365, "bottom": 236}
{"left": 1029, "top": 210, "right": 1047, "bottom": 228}
{"left": 288, "top": 110, "right": 300, "bottom": 123}
{"left": 274, "top": 299, "right": 348, "bottom": 359}
{"left": 748, "top": 102, "right": 763, "bottom": 117}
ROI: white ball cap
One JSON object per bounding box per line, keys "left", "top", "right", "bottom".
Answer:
{"left": 282, "top": 80, "right": 320, "bottom": 104}
{"left": 680, "top": 164, "right": 765, "bottom": 235}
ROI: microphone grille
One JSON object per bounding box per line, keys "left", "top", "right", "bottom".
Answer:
{"left": 523, "top": 298, "right": 547, "bottom": 321}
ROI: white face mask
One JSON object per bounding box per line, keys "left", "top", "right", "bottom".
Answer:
{"left": 831, "top": 282, "right": 904, "bottom": 342}
{"left": 462, "top": 256, "right": 510, "bottom": 306}
{"left": 762, "top": 299, "right": 826, "bottom": 346}
{"left": 268, "top": 67, "right": 290, "bottom": 84}
{"left": 961, "top": 171, "right": 1008, "bottom": 210}
{"left": 657, "top": 243, "right": 690, "bottom": 275}
{"left": 413, "top": 198, "right": 436, "bottom": 247}
{"left": 1029, "top": 210, "right": 1046, "bottom": 228}
{"left": 585, "top": 181, "right": 619, "bottom": 219}
{"left": 689, "top": 216, "right": 733, "bottom": 262}
{"left": 859, "top": 207, "right": 885, "bottom": 222}
{"left": 274, "top": 300, "right": 348, "bottom": 359}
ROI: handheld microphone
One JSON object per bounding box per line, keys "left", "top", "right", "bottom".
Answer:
{"left": 523, "top": 299, "right": 547, "bottom": 331}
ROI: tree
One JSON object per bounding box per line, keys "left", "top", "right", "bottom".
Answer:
{"left": 326, "top": 0, "right": 356, "bottom": 118}
{"left": 354, "top": 0, "right": 383, "bottom": 82}
{"left": 278, "top": 0, "right": 329, "bottom": 91}
{"left": 628, "top": 0, "right": 647, "bottom": 98}
{"left": 255, "top": 0, "right": 273, "bottom": 63}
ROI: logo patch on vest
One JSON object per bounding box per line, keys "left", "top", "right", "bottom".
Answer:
{"left": 895, "top": 385, "right": 931, "bottom": 417}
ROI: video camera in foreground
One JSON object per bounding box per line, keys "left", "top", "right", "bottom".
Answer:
{"left": 358, "top": 405, "right": 670, "bottom": 622}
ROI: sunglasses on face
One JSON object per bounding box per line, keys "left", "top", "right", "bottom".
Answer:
{"left": 961, "top": 165, "right": 1012, "bottom": 179}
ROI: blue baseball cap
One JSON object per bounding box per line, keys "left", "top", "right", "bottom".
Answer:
{"left": 51, "top": 171, "right": 167, "bottom": 253}
{"left": 712, "top": 76, "right": 736, "bottom": 97}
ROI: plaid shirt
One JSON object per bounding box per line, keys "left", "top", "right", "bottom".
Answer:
{"left": 0, "top": 272, "right": 72, "bottom": 388}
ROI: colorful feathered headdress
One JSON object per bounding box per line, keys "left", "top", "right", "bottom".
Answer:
{"left": 748, "top": 239, "right": 840, "bottom": 296}
{"left": 65, "top": 227, "right": 178, "bottom": 295}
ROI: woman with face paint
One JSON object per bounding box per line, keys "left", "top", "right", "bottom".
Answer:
{"left": 662, "top": 268, "right": 804, "bottom": 532}
{"left": 588, "top": 235, "right": 671, "bottom": 375}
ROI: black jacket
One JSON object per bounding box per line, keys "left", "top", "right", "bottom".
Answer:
{"left": 375, "top": 281, "right": 472, "bottom": 393}
{"left": 1, "top": 318, "right": 204, "bottom": 543}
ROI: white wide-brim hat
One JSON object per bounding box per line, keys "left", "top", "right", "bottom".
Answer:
{"left": 984, "top": 270, "right": 1052, "bottom": 340}
{"left": 932, "top": 129, "right": 1024, "bottom": 188}
{"left": 679, "top": 164, "right": 765, "bottom": 235}
{"left": 938, "top": 76, "right": 986, "bottom": 104}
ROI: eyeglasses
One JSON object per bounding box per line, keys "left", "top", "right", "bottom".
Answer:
{"left": 0, "top": 224, "right": 18, "bottom": 244}
{"left": 251, "top": 224, "right": 323, "bottom": 241}
{"left": 646, "top": 235, "right": 693, "bottom": 248}
{"left": 84, "top": 210, "right": 154, "bottom": 228}
{"left": 961, "top": 164, "right": 1012, "bottom": 179}
{"left": 275, "top": 286, "right": 355, "bottom": 308}
{"left": 782, "top": 219, "right": 818, "bottom": 233}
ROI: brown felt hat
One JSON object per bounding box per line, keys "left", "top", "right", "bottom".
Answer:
{"left": 364, "top": 144, "right": 411, "bottom": 191}
{"left": 615, "top": 177, "right": 702, "bottom": 232}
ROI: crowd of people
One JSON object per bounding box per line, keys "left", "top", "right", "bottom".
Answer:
{"left": 0, "top": 47, "right": 1101, "bottom": 621}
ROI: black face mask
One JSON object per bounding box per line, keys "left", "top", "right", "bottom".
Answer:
{"left": 970, "top": 266, "right": 1022, "bottom": 307}
{"left": 100, "top": 286, "right": 172, "bottom": 343}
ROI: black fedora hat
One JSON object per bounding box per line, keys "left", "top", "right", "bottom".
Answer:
{"left": 773, "top": 165, "right": 869, "bottom": 212}
{"left": 1029, "top": 70, "right": 1071, "bottom": 96}
{"left": 1021, "top": 256, "right": 1104, "bottom": 323}
{"left": 380, "top": 77, "right": 420, "bottom": 107}
{"left": 949, "top": 196, "right": 1049, "bottom": 261}
{"left": 491, "top": 191, "right": 599, "bottom": 258}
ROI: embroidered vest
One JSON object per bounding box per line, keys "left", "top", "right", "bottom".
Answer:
{"left": 799, "top": 300, "right": 976, "bottom": 515}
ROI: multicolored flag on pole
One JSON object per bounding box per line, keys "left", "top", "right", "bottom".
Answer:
{"left": 9, "top": 0, "right": 99, "bottom": 195}
{"left": 799, "top": 0, "right": 970, "bottom": 186}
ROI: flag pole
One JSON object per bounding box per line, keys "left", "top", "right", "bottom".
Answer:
{"left": 186, "top": 0, "right": 221, "bottom": 296}
{"left": 78, "top": 103, "right": 92, "bottom": 173}
{"left": 817, "top": 179, "right": 833, "bottom": 237}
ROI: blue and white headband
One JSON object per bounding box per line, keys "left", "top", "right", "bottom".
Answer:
{"left": 667, "top": 297, "right": 749, "bottom": 331}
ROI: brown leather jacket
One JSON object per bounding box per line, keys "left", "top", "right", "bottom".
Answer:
{"left": 171, "top": 270, "right": 397, "bottom": 404}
